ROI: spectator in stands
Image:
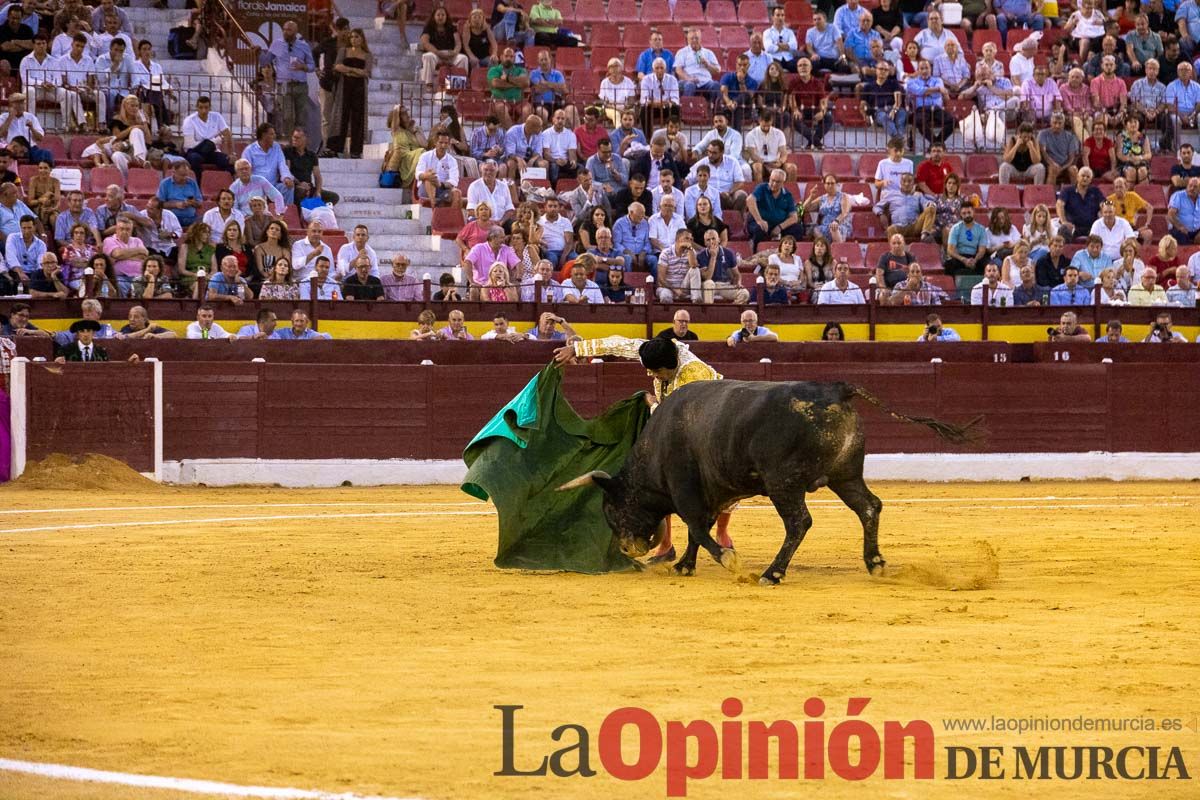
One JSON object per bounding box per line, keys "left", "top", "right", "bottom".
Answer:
{"left": 203, "top": 254, "right": 250, "bottom": 304}
{"left": 6, "top": 135, "right": 51, "bottom": 168}
{"left": 845, "top": 11, "right": 882, "bottom": 71}
{"left": 272, "top": 310, "right": 330, "bottom": 340}
{"left": 1170, "top": 143, "right": 1200, "bottom": 191}
{"left": 1090, "top": 200, "right": 1137, "bottom": 259}
{"left": 751, "top": 263, "right": 790, "bottom": 304}
{"left": 335, "top": 224, "right": 380, "bottom": 280}
{"left": 486, "top": 47, "right": 528, "bottom": 127}
{"left": 195, "top": 189, "right": 241, "bottom": 246}
{"left": 541, "top": 108, "right": 578, "bottom": 191}
{"left": 92, "top": 36, "right": 132, "bottom": 124}
{"left": 410, "top": 309, "right": 441, "bottom": 340}
{"left": 1066, "top": 235, "right": 1104, "bottom": 285}
{"left": 994, "top": 0, "right": 1046, "bottom": 46}
{"left": 503, "top": 114, "right": 545, "bottom": 183}
{"left": 300, "top": 255, "right": 338, "bottom": 300}
{"left": 915, "top": 10, "right": 952, "bottom": 62}
{"left": 1056, "top": 167, "right": 1105, "bottom": 241}
{"left": 457, "top": 201, "right": 495, "bottom": 262}
{"left": 1012, "top": 263, "right": 1049, "bottom": 306}
{"left": 675, "top": 28, "right": 722, "bottom": 100}
{"left": 861, "top": 59, "right": 906, "bottom": 139}
{"left": 240, "top": 196, "right": 271, "bottom": 248}
{"left": 1165, "top": 60, "right": 1200, "bottom": 149}
{"left": 59, "top": 222, "right": 97, "bottom": 289}
{"left": 288, "top": 219, "right": 331, "bottom": 284}
{"left": 611, "top": 109, "right": 648, "bottom": 161}
{"left": 530, "top": 50, "right": 572, "bottom": 125}
{"left": 636, "top": 31, "right": 674, "bottom": 81}
{"left": 0, "top": 91, "right": 41, "bottom": 145}
{"left": 381, "top": 104, "right": 427, "bottom": 188}
{"left": 153, "top": 161, "right": 201, "bottom": 229}
{"left": 1038, "top": 113, "right": 1080, "bottom": 186}
{"left": 24, "top": 160, "right": 58, "bottom": 232}
{"left": 804, "top": 11, "right": 843, "bottom": 74}
{"left": 682, "top": 162, "right": 723, "bottom": 223}
{"left": 519, "top": 258, "right": 558, "bottom": 302}
{"left": 1127, "top": 266, "right": 1169, "bottom": 304}
{"left": 315, "top": 17, "right": 350, "bottom": 151}
{"left": 726, "top": 309, "right": 779, "bottom": 346}
{"left": 415, "top": 129, "right": 463, "bottom": 209}
{"left": 1108, "top": 177, "right": 1153, "bottom": 243}
{"left": 763, "top": 6, "right": 801, "bottom": 73}
{"left": 285, "top": 127, "right": 336, "bottom": 206}
{"left": 266, "top": 20, "right": 314, "bottom": 137}
{"left": 876, "top": 232, "right": 916, "bottom": 288}
{"left": 655, "top": 228, "right": 700, "bottom": 303}
{"left": 1168, "top": 175, "right": 1200, "bottom": 244}
{"left": 131, "top": 38, "right": 172, "bottom": 128}
{"left": 719, "top": 54, "right": 759, "bottom": 131}
{"left": 1126, "top": 13, "right": 1163, "bottom": 74}
{"left": 589, "top": 226, "right": 625, "bottom": 276}
{"left": 612, "top": 201, "right": 654, "bottom": 274}
{"left": 172, "top": 222, "right": 210, "bottom": 297}
{"left": 999, "top": 238, "right": 1036, "bottom": 286}
{"left": 237, "top": 308, "right": 278, "bottom": 339}
{"left": 101, "top": 216, "right": 148, "bottom": 297}
{"left": 1130, "top": 58, "right": 1168, "bottom": 139}
{"left": 186, "top": 304, "right": 229, "bottom": 339}
{"left": 639, "top": 58, "right": 681, "bottom": 138}
{"left": 230, "top": 158, "right": 287, "bottom": 217}
{"left": 4, "top": 213, "right": 43, "bottom": 287}
{"left": 1169, "top": 266, "right": 1197, "bottom": 304}
{"left": 0, "top": 302, "right": 46, "bottom": 336}
{"left": 377, "top": 253, "right": 420, "bottom": 303}
{"left": 1022, "top": 204, "right": 1054, "bottom": 262}
{"left": 468, "top": 158, "right": 515, "bottom": 222}
{"left": 908, "top": 59, "right": 955, "bottom": 147}
{"left": 440, "top": 309, "right": 474, "bottom": 341}
{"left": 538, "top": 196, "right": 573, "bottom": 268}
{"left": 1047, "top": 310, "right": 1092, "bottom": 341}
{"left": 121, "top": 305, "right": 175, "bottom": 339}
{"left": 1095, "top": 266, "right": 1127, "bottom": 304}
{"left": 465, "top": 226, "right": 517, "bottom": 298}
{"left": 24, "top": 251, "right": 67, "bottom": 299}
{"left": 917, "top": 312, "right": 961, "bottom": 342}
{"left": 582, "top": 138, "right": 624, "bottom": 197}
{"left": 107, "top": 92, "right": 151, "bottom": 173}
{"left": 768, "top": 235, "right": 806, "bottom": 291}
{"left": 1021, "top": 63, "right": 1062, "bottom": 125}
{"left": 654, "top": 309, "right": 697, "bottom": 342}
{"left": 1149, "top": 233, "right": 1186, "bottom": 280}
{"left": 1112, "top": 239, "right": 1145, "bottom": 291}
{"left": 1050, "top": 264, "right": 1091, "bottom": 304}
{"left": 46, "top": 299, "right": 112, "bottom": 343}
{"left": 1007, "top": 36, "right": 1037, "bottom": 88}
{"left": 480, "top": 312, "right": 525, "bottom": 341}
{"left": 90, "top": 0, "right": 128, "bottom": 34}
{"left": 805, "top": 173, "right": 852, "bottom": 245}
{"left": 879, "top": 173, "right": 936, "bottom": 243}
{"left": 816, "top": 259, "right": 866, "bottom": 304}
{"left": 695, "top": 228, "right": 749, "bottom": 304}
{"left": 181, "top": 95, "right": 233, "bottom": 176}
{"left": 791, "top": 58, "right": 833, "bottom": 151}
{"left": 744, "top": 111, "right": 795, "bottom": 184}
{"left": 1035, "top": 233, "right": 1071, "bottom": 288}
{"left": 1113, "top": 118, "right": 1151, "bottom": 186}
{"left": 970, "top": 262, "right": 1015, "bottom": 306}
{"left": 1097, "top": 319, "right": 1129, "bottom": 342}
{"left": 1066, "top": 0, "right": 1107, "bottom": 62}
{"left": 0, "top": 6, "right": 33, "bottom": 71}
{"left": 821, "top": 322, "right": 846, "bottom": 341}
{"left": 648, "top": 164, "right": 686, "bottom": 216}
{"left": 570, "top": 106, "right": 604, "bottom": 164}
{"left": 559, "top": 259, "right": 602, "bottom": 304}
{"left": 342, "top": 254, "right": 385, "bottom": 301}
{"left": 933, "top": 38, "right": 971, "bottom": 99}
{"left": 1082, "top": 118, "right": 1118, "bottom": 182}
{"left": 254, "top": 256, "right": 297, "bottom": 301}
{"left": 999, "top": 123, "right": 1047, "bottom": 184}
{"left": 142, "top": 197, "right": 182, "bottom": 263}
{"left": 596, "top": 59, "right": 636, "bottom": 127}
{"left": 214, "top": 218, "right": 257, "bottom": 286}
{"left": 986, "top": 207, "right": 1021, "bottom": 264}
{"left": 0, "top": 180, "right": 33, "bottom": 241}
{"left": 944, "top": 204, "right": 991, "bottom": 276}
{"left": 887, "top": 262, "right": 947, "bottom": 305}
{"left": 746, "top": 168, "right": 803, "bottom": 248}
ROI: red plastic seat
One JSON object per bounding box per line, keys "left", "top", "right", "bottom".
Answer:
{"left": 41, "top": 134, "right": 67, "bottom": 161}
{"left": 941, "top": 154, "right": 965, "bottom": 177}
{"left": 718, "top": 26, "right": 749, "bottom": 50}
{"left": 640, "top": 0, "right": 672, "bottom": 24}
{"left": 590, "top": 47, "right": 622, "bottom": 73}
{"left": 858, "top": 153, "right": 885, "bottom": 180}
{"left": 573, "top": 0, "right": 607, "bottom": 25}
{"left": 841, "top": 182, "right": 874, "bottom": 209}
{"left": 987, "top": 184, "right": 1022, "bottom": 207}
{"left": 89, "top": 165, "right": 124, "bottom": 192}
{"left": 1023, "top": 183, "right": 1057, "bottom": 209}
{"left": 850, "top": 212, "right": 883, "bottom": 242}
{"left": 706, "top": 0, "right": 739, "bottom": 24}
{"left": 431, "top": 206, "right": 464, "bottom": 237}
{"left": 833, "top": 96, "right": 866, "bottom": 127}
{"left": 591, "top": 25, "right": 623, "bottom": 48}
{"left": 673, "top": 0, "right": 705, "bottom": 21}
{"left": 608, "top": 0, "right": 639, "bottom": 23}
{"left": 788, "top": 153, "right": 818, "bottom": 180}
{"left": 1150, "top": 155, "right": 1175, "bottom": 183}
{"left": 1133, "top": 183, "right": 1167, "bottom": 209}
{"left": 965, "top": 154, "right": 999, "bottom": 181}
{"left": 819, "top": 153, "right": 852, "bottom": 179}
{"left": 67, "top": 135, "right": 97, "bottom": 160}
{"left": 724, "top": 210, "right": 748, "bottom": 240}
{"left": 660, "top": 27, "right": 687, "bottom": 48}
{"left": 832, "top": 241, "right": 864, "bottom": 267}
{"left": 553, "top": 47, "right": 585, "bottom": 71}
{"left": 910, "top": 242, "right": 943, "bottom": 267}
{"left": 738, "top": 0, "right": 770, "bottom": 25}
{"left": 126, "top": 167, "right": 162, "bottom": 197}
{"left": 624, "top": 24, "right": 652, "bottom": 45}
{"left": 971, "top": 29, "right": 1002, "bottom": 55}
{"left": 680, "top": 95, "right": 712, "bottom": 125}
{"left": 200, "top": 168, "right": 229, "bottom": 198}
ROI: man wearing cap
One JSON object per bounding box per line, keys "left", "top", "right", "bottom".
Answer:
{"left": 552, "top": 333, "right": 735, "bottom": 563}
{"left": 55, "top": 319, "right": 108, "bottom": 362}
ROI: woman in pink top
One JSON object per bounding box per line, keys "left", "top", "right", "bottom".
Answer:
{"left": 465, "top": 226, "right": 519, "bottom": 299}
{"left": 484, "top": 261, "right": 517, "bottom": 301}
{"left": 455, "top": 201, "right": 494, "bottom": 266}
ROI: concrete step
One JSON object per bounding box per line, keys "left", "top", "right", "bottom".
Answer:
{"left": 319, "top": 157, "right": 387, "bottom": 174}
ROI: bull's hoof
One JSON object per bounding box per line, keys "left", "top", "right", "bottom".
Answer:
{"left": 866, "top": 554, "right": 888, "bottom": 576}
{"left": 759, "top": 569, "right": 784, "bottom": 586}
{"left": 718, "top": 548, "right": 741, "bottom": 571}
{"left": 673, "top": 561, "right": 696, "bottom": 577}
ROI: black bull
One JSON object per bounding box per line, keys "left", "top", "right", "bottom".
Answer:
{"left": 559, "top": 380, "right": 980, "bottom": 584}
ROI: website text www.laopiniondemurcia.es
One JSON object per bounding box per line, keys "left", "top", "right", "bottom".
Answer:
{"left": 494, "top": 699, "right": 1192, "bottom": 796}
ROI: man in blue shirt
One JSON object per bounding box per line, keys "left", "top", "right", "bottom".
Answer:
{"left": 270, "top": 309, "right": 331, "bottom": 340}
{"left": 266, "top": 21, "right": 315, "bottom": 141}
{"left": 845, "top": 12, "right": 882, "bottom": 67}
{"left": 1067, "top": 235, "right": 1104, "bottom": 287}
{"left": 1165, "top": 61, "right": 1200, "bottom": 145}
{"left": 917, "top": 313, "right": 962, "bottom": 342}
{"left": 745, "top": 167, "right": 804, "bottom": 247}
{"left": 1055, "top": 167, "right": 1106, "bottom": 241}
{"left": 155, "top": 161, "right": 202, "bottom": 227}
{"left": 612, "top": 201, "right": 656, "bottom": 275}
{"left": 1050, "top": 266, "right": 1092, "bottom": 305}
{"left": 504, "top": 115, "right": 546, "bottom": 178}
{"left": 528, "top": 50, "right": 567, "bottom": 117}
{"left": 1167, "top": 175, "right": 1200, "bottom": 243}
{"left": 804, "top": 11, "right": 844, "bottom": 74}
{"left": 240, "top": 122, "right": 295, "bottom": 204}
{"left": 635, "top": 31, "right": 673, "bottom": 80}
{"left": 0, "top": 181, "right": 35, "bottom": 242}
{"left": 906, "top": 60, "right": 955, "bottom": 147}
{"left": 944, "top": 204, "right": 990, "bottom": 276}
{"left": 832, "top": 0, "right": 869, "bottom": 42}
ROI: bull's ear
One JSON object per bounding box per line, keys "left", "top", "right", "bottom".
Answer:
{"left": 555, "top": 470, "right": 613, "bottom": 492}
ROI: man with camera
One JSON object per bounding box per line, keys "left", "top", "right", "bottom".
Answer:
{"left": 1142, "top": 311, "right": 1189, "bottom": 342}
{"left": 1047, "top": 311, "right": 1092, "bottom": 342}
{"left": 726, "top": 309, "right": 779, "bottom": 347}
{"left": 917, "top": 312, "right": 962, "bottom": 342}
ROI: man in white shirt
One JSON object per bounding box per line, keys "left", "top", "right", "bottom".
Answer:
{"left": 1008, "top": 36, "right": 1037, "bottom": 87}
{"left": 682, "top": 163, "right": 724, "bottom": 220}
{"left": 415, "top": 129, "right": 461, "bottom": 207}
{"left": 648, "top": 196, "right": 686, "bottom": 253}
{"left": 182, "top": 95, "right": 234, "bottom": 175}
{"left": 763, "top": 6, "right": 800, "bottom": 72}
{"left": 558, "top": 261, "right": 604, "bottom": 303}
{"left": 298, "top": 257, "right": 338, "bottom": 300}
{"left": 131, "top": 39, "right": 173, "bottom": 128}
{"left": 674, "top": 28, "right": 722, "bottom": 100}
{"left": 93, "top": 38, "right": 134, "bottom": 126}
{"left": 334, "top": 224, "right": 380, "bottom": 279}
{"left": 743, "top": 110, "right": 795, "bottom": 183}
{"left": 52, "top": 18, "right": 82, "bottom": 58}
{"left": 816, "top": 260, "right": 867, "bottom": 304}
{"left": 185, "top": 305, "right": 230, "bottom": 340}
{"left": 519, "top": 258, "right": 560, "bottom": 302}
{"left": 200, "top": 189, "right": 245, "bottom": 245}
{"left": 56, "top": 33, "right": 97, "bottom": 129}
{"left": 18, "top": 36, "right": 60, "bottom": 127}
{"left": 539, "top": 196, "right": 574, "bottom": 267}
{"left": 649, "top": 169, "right": 685, "bottom": 214}
{"left": 540, "top": 108, "right": 578, "bottom": 190}
{"left": 88, "top": 12, "right": 133, "bottom": 60}
{"left": 873, "top": 138, "right": 914, "bottom": 204}
{"left": 1089, "top": 200, "right": 1136, "bottom": 259}
{"left": 692, "top": 110, "right": 750, "bottom": 180}
{"left": 0, "top": 92, "right": 42, "bottom": 144}
{"left": 143, "top": 196, "right": 182, "bottom": 258}
{"left": 466, "top": 158, "right": 514, "bottom": 221}
{"left": 291, "top": 220, "right": 333, "bottom": 282}
{"left": 970, "top": 262, "right": 1015, "bottom": 306}
{"left": 638, "top": 57, "right": 680, "bottom": 134}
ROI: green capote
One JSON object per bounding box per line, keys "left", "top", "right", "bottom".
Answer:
{"left": 462, "top": 364, "right": 650, "bottom": 573}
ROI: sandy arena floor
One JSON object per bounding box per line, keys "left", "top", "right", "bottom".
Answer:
{"left": 0, "top": 480, "right": 1197, "bottom": 800}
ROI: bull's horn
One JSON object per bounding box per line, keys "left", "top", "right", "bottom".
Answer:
{"left": 556, "top": 470, "right": 612, "bottom": 491}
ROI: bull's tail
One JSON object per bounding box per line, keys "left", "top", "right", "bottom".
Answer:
{"left": 849, "top": 386, "right": 985, "bottom": 446}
